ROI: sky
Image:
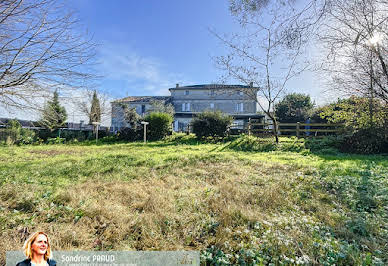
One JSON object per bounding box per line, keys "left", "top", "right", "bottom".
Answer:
{"left": 67, "top": 0, "right": 325, "bottom": 100}
{"left": 69, "top": 0, "right": 240, "bottom": 98}
{"left": 1, "top": 0, "right": 328, "bottom": 124}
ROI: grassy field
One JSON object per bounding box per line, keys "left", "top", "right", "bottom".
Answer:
{"left": 0, "top": 135, "right": 387, "bottom": 265}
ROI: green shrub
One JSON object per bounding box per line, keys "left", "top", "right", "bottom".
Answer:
{"left": 117, "top": 127, "right": 142, "bottom": 141}
{"left": 279, "top": 140, "right": 306, "bottom": 152}
{"left": 340, "top": 128, "right": 388, "bottom": 154}
{"left": 60, "top": 130, "right": 87, "bottom": 141}
{"left": 317, "top": 96, "right": 388, "bottom": 154}
{"left": 144, "top": 112, "right": 173, "bottom": 141}
{"left": 47, "top": 137, "right": 66, "bottom": 144}
{"left": 3, "top": 119, "right": 36, "bottom": 145}
{"left": 305, "top": 136, "right": 343, "bottom": 153}
{"left": 191, "top": 111, "right": 233, "bottom": 139}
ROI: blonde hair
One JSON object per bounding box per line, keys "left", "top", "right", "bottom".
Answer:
{"left": 23, "top": 231, "right": 52, "bottom": 260}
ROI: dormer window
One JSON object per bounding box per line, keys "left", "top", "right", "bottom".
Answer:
{"left": 184, "top": 90, "right": 189, "bottom": 95}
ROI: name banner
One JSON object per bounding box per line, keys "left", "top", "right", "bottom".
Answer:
{"left": 6, "top": 251, "right": 199, "bottom": 266}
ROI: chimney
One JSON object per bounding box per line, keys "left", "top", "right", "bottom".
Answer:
{"left": 249, "top": 82, "right": 253, "bottom": 87}
{"left": 176, "top": 83, "right": 179, "bottom": 88}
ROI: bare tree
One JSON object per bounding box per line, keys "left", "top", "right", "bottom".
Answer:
{"left": 230, "top": 0, "right": 388, "bottom": 103}
{"left": 318, "top": 0, "right": 388, "bottom": 104}
{"left": 0, "top": 0, "right": 97, "bottom": 109}
{"left": 212, "top": 1, "right": 313, "bottom": 142}
{"left": 79, "top": 90, "right": 111, "bottom": 127}
{"left": 146, "top": 99, "right": 175, "bottom": 116}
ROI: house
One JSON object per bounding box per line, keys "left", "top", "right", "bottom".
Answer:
{"left": 111, "top": 96, "right": 171, "bottom": 131}
{"left": 111, "top": 84, "right": 264, "bottom": 132}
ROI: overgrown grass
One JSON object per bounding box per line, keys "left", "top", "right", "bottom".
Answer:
{"left": 0, "top": 135, "right": 387, "bottom": 265}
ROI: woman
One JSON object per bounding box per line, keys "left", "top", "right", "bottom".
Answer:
{"left": 17, "top": 231, "right": 56, "bottom": 266}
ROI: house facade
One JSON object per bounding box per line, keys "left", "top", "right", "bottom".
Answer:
{"left": 111, "top": 96, "right": 171, "bottom": 131}
{"left": 111, "top": 84, "right": 262, "bottom": 132}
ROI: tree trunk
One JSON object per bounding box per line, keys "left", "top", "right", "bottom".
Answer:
{"left": 272, "top": 118, "right": 279, "bottom": 144}
{"left": 266, "top": 112, "right": 279, "bottom": 144}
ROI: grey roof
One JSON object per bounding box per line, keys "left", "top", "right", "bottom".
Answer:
{"left": 113, "top": 96, "right": 171, "bottom": 103}
{"left": 169, "top": 84, "right": 255, "bottom": 90}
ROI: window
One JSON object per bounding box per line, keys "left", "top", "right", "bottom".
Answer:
{"left": 184, "top": 90, "right": 189, "bottom": 95}
{"left": 182, "top": 102, "right": 191, "bottom": 111}
{"left": 236, "top": 103, "right": 244, "bottom": 112}
{"left": 238, "top": 91, "right": 244, "bottom": 96}
{"left": 210, "top": 103, "right": 214, "bottom": 109}
{"left": 210, "top": 90, "right": 215, "bottom": 96}
{"left": 141, "top": 105, "right": 145, "bottom": 114}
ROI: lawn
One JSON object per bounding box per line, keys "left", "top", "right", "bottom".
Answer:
{"left": 0, "top": 135, "right": 387, "bottom": 265}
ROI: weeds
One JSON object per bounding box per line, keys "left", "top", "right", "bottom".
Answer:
{"left": 0, "top": 139, "right": 387, "bottom": 265}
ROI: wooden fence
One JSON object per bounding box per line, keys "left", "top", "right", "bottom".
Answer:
{"left": 230, "top": 121, "right": 344, "bottom": 137}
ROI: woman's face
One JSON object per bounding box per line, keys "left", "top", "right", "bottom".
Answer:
{"left": 31, "top": 234, "right": 48, "bottom": 256}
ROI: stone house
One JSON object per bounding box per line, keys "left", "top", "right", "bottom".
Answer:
{"left": 111, "top": 96, "right": 171, "bottom": 131}
{"left": 111, "top": 84, "right": 263, "bottom": 132}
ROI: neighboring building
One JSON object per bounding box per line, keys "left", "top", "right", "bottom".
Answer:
{"left": 111, "top": 84, "right": 263, "bottom": 132}
{"left": 111, "top": 96, "right": 171, "bottom": 132}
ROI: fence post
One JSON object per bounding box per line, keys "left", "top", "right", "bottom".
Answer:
{"left": 296, "top": 122, "right": 300, "bottom": 138}
{"left": 248, "top": 118, "right": 251, "bottom": 136}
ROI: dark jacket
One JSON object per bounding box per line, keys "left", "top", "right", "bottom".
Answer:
{"left": 16, "top": 258, "right": 56, "bottom": 266}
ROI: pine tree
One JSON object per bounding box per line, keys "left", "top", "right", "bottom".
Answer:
{"left": 40, "top": 90, "right": 67, "bottom": 131}
{"left": 89, "top": 90, "right": 101, "bottom": 124}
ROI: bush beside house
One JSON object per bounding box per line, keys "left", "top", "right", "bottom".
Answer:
{"left": 144, "top": 112, "right": 173, "bottom": 141}
{"left": 191, "top": 111, "right": 233, "bottom": 139}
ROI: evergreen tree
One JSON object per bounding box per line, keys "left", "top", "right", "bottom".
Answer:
{"left": 40, "top": 90, "right": 67, "bottom": 131}
{"left": 275, "top": 93, "right": 314, "bottom": 123}
{"left": 89, "top": 90, "right": 101, "bottom": 124}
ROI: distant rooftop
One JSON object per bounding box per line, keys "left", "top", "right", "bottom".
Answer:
{"left": 169, "top": 83, "right": 255, "bottom": 90}
{"left": 112, "top": 84, "right": 257, "bottom": 103}
{"left": 113, "top": 96, "right": 171, "bottom": 103}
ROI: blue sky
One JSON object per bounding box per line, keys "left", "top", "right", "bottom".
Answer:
{"left": 67, "top": 0, "right": 241, "bottom": 98}
{"left": 0, "top": 0, "right": 327, "bottom": 123}
{"left": 67, "top": 0, "right": 325, "bottom": 103}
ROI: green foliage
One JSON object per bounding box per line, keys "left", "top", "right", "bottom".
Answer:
{"left": 144, "top": 112, "right": 173, "bottom": 141}
{"left": 89, "top": 90, "right": 101, "bottom": 124}
{"left": 47, "top": 137, "right": 66, "bottom": 144}
{"left": 3, "top": 119, "right": 36, "bottom": 145}
{"left": 121, "top": 105, "right": 141, "bottom": 129}
{"left": 40, "top": 90, "right": 67, "bottom": 131}
{"left": 191, "top": 111, "right": 233, "bottom": 139}
{"left": 319, "top": 97, "right": 387, "bottom": 131}
{"left": 319, "top": 97, "right": 388, "bottom": 154}
{"left": 117, "top": 127, "right": 142, "bottom": 141}
{"left": 275, "top": 93, "right": 314, "bottom": 123}
{"left": 341, "top": 128, "right": 388, "bottom": 154}
{"left": 305, "top": 136, "right": 343, "bottom": 154}
{"left": 163, "top": 133, "right": 201, "bottom": 145}
{"left": 36, "top": 129, "right": 99, "bottom": 143}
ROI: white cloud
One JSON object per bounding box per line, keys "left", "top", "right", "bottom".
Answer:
{"left": 98, "top": 43, "right": 191, "bottom": 96}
